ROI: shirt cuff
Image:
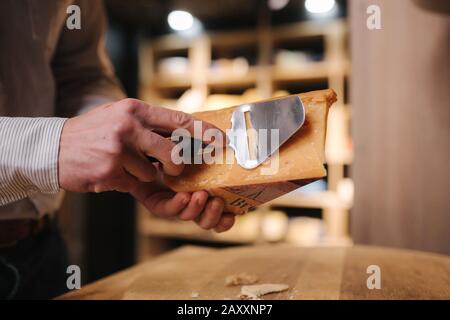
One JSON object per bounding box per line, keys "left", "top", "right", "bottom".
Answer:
{"left": 0, "top": 117, "right": 67, "bottom": 206}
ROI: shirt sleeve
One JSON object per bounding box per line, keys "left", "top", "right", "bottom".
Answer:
{"left": 0, "top": 117, "right": 67, "bottom": 206}
{"left": 52, "top": 0, "right": 126, "bottom": 118}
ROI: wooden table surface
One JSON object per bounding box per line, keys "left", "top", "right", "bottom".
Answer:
{"left": 58, "top": 245, "right": 450, "bottom": 300}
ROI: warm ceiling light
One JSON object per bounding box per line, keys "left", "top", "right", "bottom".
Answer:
{"left": 304, "top": 0, "right": 336, "bottom": 14}
{"left": 167, "top": 10, "right": 194, "bottom": 31}
{"left": 268, "top": 0, "right": 289, "bottom": 11}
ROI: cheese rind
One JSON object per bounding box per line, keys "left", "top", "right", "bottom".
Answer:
{"left": 164, "top": 89, "right": 337, "bottom": 214}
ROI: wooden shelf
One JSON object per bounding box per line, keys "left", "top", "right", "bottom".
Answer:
{"left": 139, "top": 215, "right": 259, "bottom": 244}
{"left": 207, "top": 67, "right": 258, "bottom": 88}
{"left": 149, "top": 20, "right": 347, "bottom": 53}
{"left": 272, "top": 61, "right": 329, "bottom": 82}
{"left": 151, "top": 61, "right": 348, "bottom": 90}
{"left": 151, "top": 34, "right": 192, "bottom": 53}
{"left": 272, "top": 20, "right": 347, "bottom": 42}
{"left": 265, "top": 191, "right": 352, "bottom": 210}
{"left": 152, "top": 74, "right": 191, "bottom": 90}
{"left": 138, "top": 208, "right": 353, "bottom": 247}
{"left": 272, "top": 60, "right": 349, "bottom": 82}
{"left": 137, "top": 18, "right": 352, "bottom": 254}
{"left": 209, "top": 30, "right": 258, "bottom": 48}
{"left": 152, "top": 69, "right": 258, "bottom": 90}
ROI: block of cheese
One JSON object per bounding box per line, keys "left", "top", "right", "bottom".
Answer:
{"left": 164, "top": 89, "right": 337, "bottom": 214}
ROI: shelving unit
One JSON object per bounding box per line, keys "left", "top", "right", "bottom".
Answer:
{"left": 137, "top": 18, "right": 353, "bottom": 261}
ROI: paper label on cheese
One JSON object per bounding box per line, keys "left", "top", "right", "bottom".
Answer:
{"left": 208, "top": 178, "right": 319, "bottom": 214}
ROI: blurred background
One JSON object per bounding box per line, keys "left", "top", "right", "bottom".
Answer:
{"left": 59, "top": 0, "right": 450, "bottom": 285}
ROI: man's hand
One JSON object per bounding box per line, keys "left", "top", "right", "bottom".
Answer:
{"left": 131, "top": 182, "right": 235, "bottom": 233}
{"left": 58, "top": 98, "right": 234, "bottom": 232}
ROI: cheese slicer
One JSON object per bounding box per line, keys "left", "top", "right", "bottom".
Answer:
{"left": 227, "top": 95, "right": 305, "bottom": 169}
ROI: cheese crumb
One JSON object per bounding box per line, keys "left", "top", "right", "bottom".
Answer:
{"left": 238, "top": 283, "right": 289, "bottom": 300}
{"left": 225, "top": 273, "right": 259, "bottom": 286}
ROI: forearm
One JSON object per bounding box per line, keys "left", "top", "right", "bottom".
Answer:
{"left": 0, "top": 117, "right": 66, "bottom": 206}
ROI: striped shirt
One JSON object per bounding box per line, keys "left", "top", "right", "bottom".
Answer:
{"left": 0, "top": 117, "right": 66, "bottom": 206}
{"left": 0, "top": 1, "right": 125, "bottom": 220}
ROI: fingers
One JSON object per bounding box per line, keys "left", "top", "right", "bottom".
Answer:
{"left": 118, "top": 99, "right": 226, "bottom": 177}
{"left": 122, "top": 151, "right": 157, "bottom": 182}
{"left": 115, "top": 171, "right": 141, "bottom": 193}
{"left": 137, "top": 103, "right": 226, "bottom": 145}
{"left": 137, "top": 130, "right": 184, "bottom": 176}
{"left": 95, "top": 169, "right": 140, "bottom": 193}
{"left": 195, "top": 197, "right": 225, "bottom": 230}
{"left": 130, "top": 182, "right": 234, "bottom": 232}
{"left": 214, "top": 213, "right": 235, "bottom": 233}
{"left": 190, "top": 197, "right": 234, "bottom": 232}
{"left": 154, "top": 193, "right": 230, "bottom": 231}
{"left": 141, "top": 190, "right": 191, "bottom": 217}
{"left": 177, "top": 191, "right": 209, "bottom": 221}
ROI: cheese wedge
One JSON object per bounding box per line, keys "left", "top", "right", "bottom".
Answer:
{"left": 164, "top": 89, "right": 337, "bottom": 214}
